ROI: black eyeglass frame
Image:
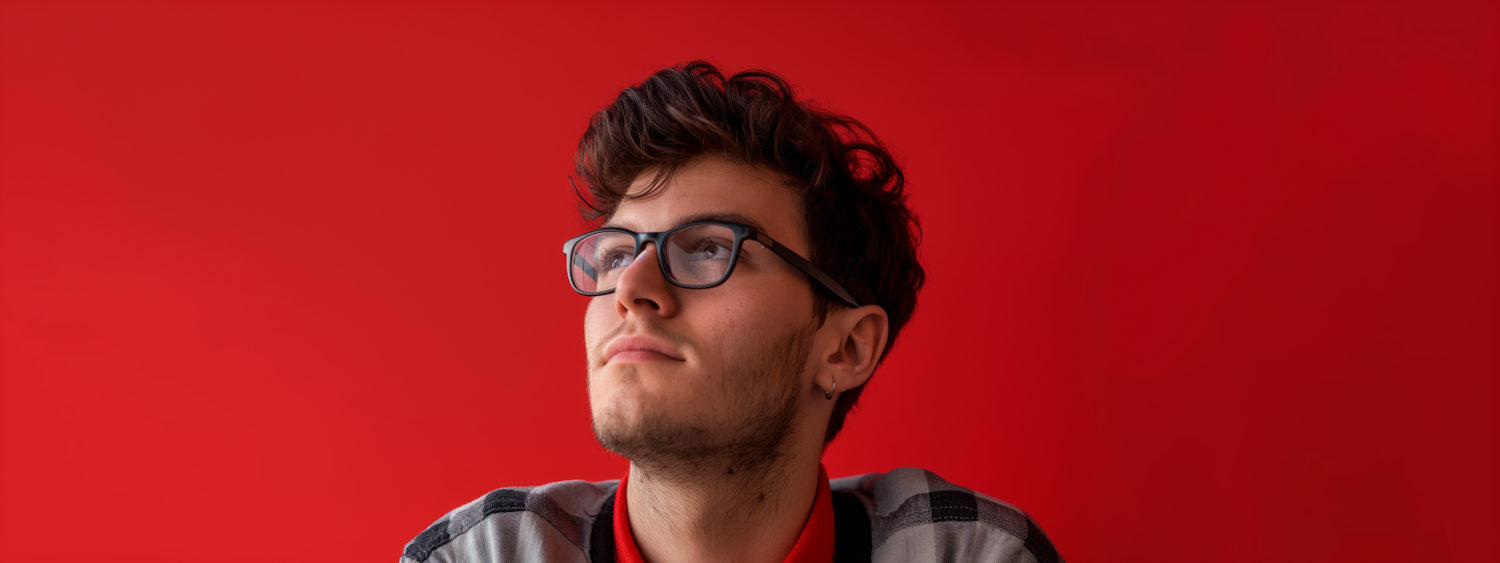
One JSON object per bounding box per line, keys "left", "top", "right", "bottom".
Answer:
{"left": 562, "top": 220, "right": 860, "bottom": 308}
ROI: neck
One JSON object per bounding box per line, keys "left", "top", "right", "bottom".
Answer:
{"left": 625, "top": 452, "right": 822, "bottom": 563}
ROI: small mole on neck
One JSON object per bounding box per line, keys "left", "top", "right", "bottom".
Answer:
{"left": 757, "top": 493, "right": 766, "bottom": 502}
{"left": 726, "top": 467, "right": 734, "bottom": 475}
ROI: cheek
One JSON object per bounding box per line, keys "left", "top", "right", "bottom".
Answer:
{"left": 732, "top": 277, "right": 814, "bottom": 326}
{"left": 582, "top": 298, "right": 615, "bottom": 352}
{"left": 583, "top": 298, "right": 617, "bottom": 410}
{"left": 696, "top": 287, "right": 808, "bottom": 358}
{"left": 587, "top": 369, "right": 617, "bottom": 414}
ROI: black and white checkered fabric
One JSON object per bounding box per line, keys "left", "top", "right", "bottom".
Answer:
{"left": 401, "top": 467, "right": 1063, "bottom": 563}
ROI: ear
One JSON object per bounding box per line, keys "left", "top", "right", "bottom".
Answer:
{"left": 817, "top": 305, "right": 889, "bottom": 396}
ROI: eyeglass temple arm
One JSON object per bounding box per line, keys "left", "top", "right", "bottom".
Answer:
{"left": 753, "top": 233, "right": 861, "bottom": 308}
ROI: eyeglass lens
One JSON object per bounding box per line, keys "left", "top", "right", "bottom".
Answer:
{"left": 570, "top": 224, "right": 737, "bottom": 293}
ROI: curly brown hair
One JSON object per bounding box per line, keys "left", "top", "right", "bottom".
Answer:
{"left": 574, "top": 61, "right": 924, "bottom": 444}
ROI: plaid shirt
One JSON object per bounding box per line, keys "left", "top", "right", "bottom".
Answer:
{"left": 401, "top": 467, "right": 1063, "bottom": 563}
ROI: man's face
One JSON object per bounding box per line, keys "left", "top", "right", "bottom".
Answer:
{"left": 585, "top": 156, "right": 821, "bottom": 470}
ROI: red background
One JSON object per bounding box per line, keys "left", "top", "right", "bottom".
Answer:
{"left": 1, "top": 2, "right": 1496, "bottom": 561}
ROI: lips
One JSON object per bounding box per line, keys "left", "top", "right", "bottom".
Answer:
{"left": 603, "top": 335, "right": 685, "bottom": 363}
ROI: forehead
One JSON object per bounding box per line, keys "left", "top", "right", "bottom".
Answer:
{"left": 606, "top": 157, "right": 806, "bottom": 247}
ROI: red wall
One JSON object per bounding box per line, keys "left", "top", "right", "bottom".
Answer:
{"left": 2, "top": 2, "right": 1495, "bottom": 561}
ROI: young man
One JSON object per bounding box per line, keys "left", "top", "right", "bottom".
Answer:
{"left": 401, "top": 62, "right": 1062, "bottom": 563}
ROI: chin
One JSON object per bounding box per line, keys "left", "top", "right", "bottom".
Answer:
{"left": 591, "top": 385, "right": 710, "bottom": 457}
{"left": 590, "top": 371, "right": 652, "bottom": 432}
{"left": 589, "top": 394, "right": 658, "bottom": 458}
{"left": 592, "top": 361, "right": 681, "bottom": 401}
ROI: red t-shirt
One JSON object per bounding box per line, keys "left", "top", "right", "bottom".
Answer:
{"left": 613, "top": 465, "right": 836, "bottom": 563}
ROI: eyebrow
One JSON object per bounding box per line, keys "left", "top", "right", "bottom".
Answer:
{"left": 602, "top": 211, "right": 769, "bottom": 233}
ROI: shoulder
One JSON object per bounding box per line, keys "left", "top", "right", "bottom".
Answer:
{"left": 400, "top": 479, "right": 619, "bottom": 563}
{"left": 831, "top": 467, "right": 1064, "bottom": 563}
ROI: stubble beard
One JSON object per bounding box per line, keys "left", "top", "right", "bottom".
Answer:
{"left": 590, "top": 321, "right": 815, "bottom": 482}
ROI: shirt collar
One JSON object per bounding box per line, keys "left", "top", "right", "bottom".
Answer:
{"left": 613, "top": 464, "right": 836, "bottom": 563}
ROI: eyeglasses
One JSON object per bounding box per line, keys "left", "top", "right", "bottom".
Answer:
{"left": 562, "top": 220, "right": 860, "bottom": 308}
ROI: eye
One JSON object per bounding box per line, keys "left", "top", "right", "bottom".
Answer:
{"left": 686, "top": 238, "right": 733, "bottom": 260}
{"left": 662, "top": 224, "right": 738, "bottom": 285}
{"left": 597, "top": 247, "right": 634, "bottom": 271}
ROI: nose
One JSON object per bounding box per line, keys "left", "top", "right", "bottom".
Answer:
{"left": 612, "top": 243, "right": 680, "bottom": 319}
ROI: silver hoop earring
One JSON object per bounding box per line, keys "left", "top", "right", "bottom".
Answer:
{"left": 825, "top": 381, "right": 836, "bottom": 400}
